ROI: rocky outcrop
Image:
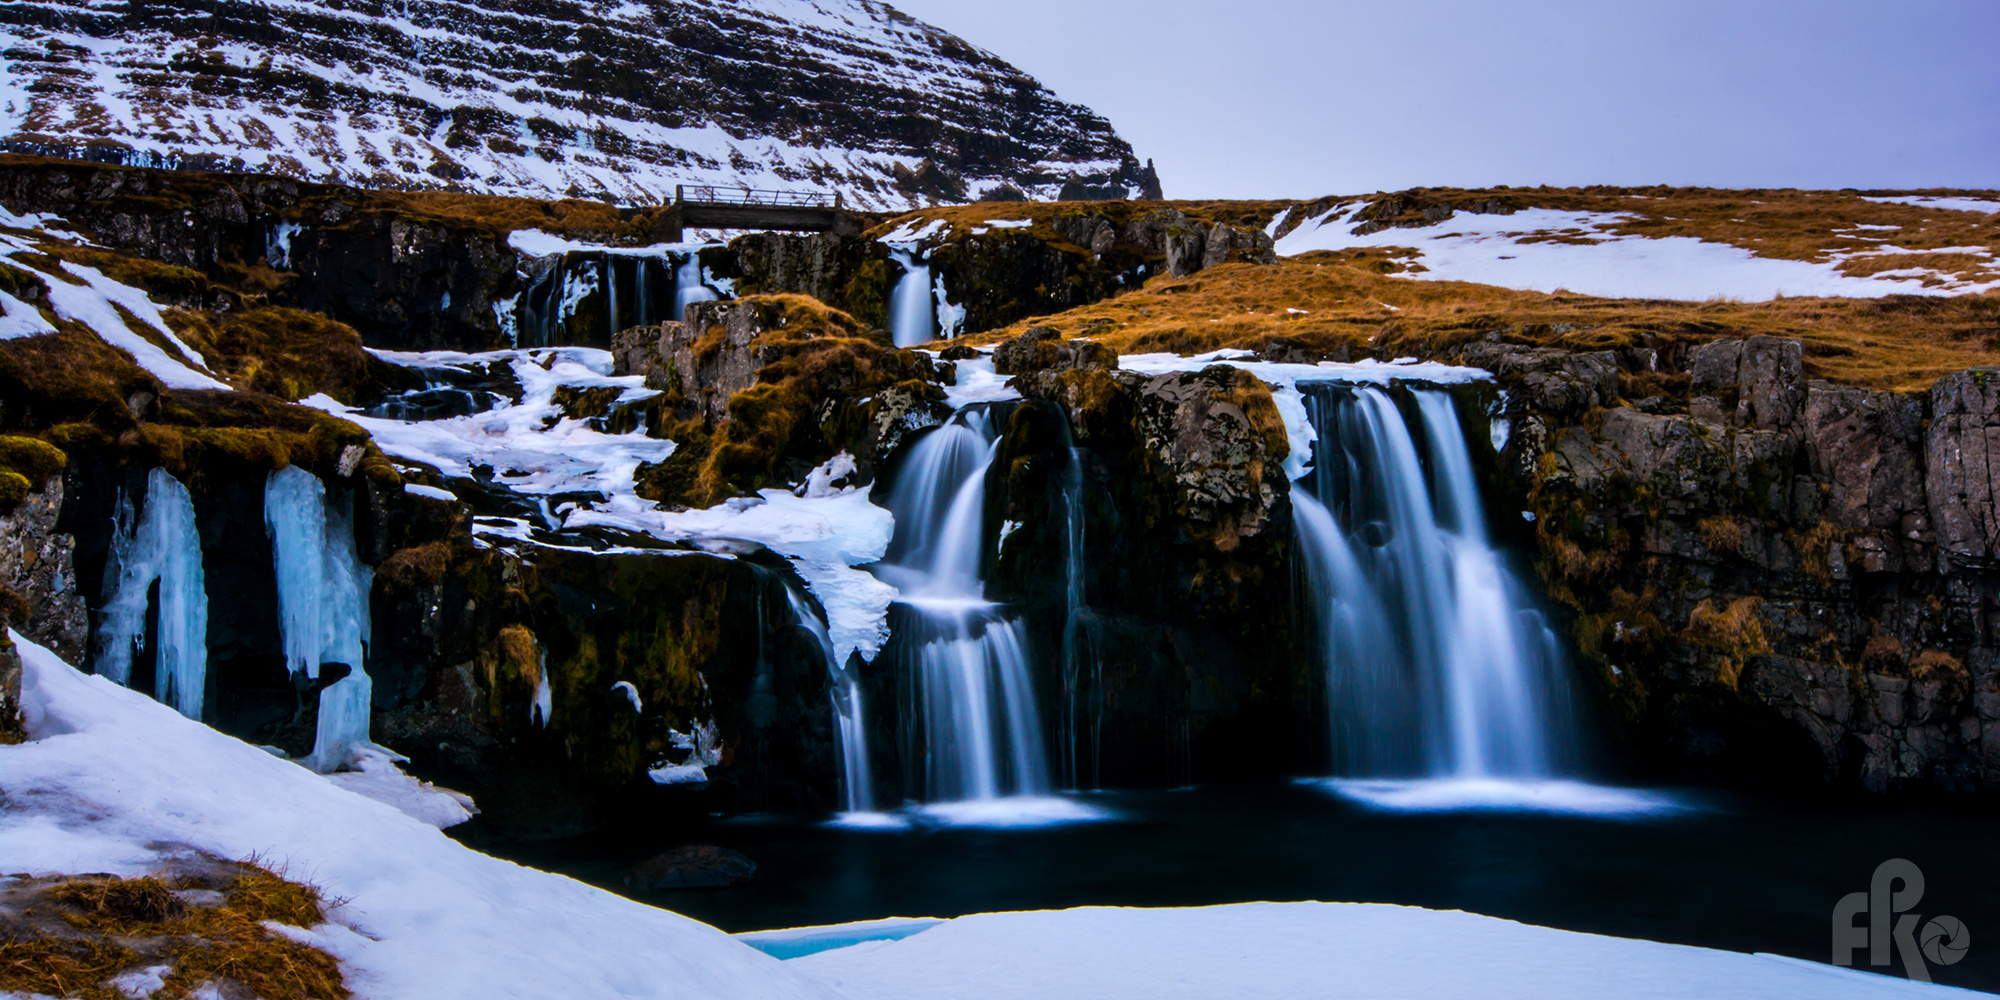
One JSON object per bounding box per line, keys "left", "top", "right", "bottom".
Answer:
{"left": 0, "top": 472, "right": 87, "bottom": 664}
{"left": 611, "top": 296, "right": 951, "bottom": 505}
{"left": 1504, "top": 334, "right": 2000, "bottom": 793}
{"left": 991, "top": 327, "right": 1119, "bottom": 376}
{"left": 1924, "top": 369, "right": 2000, "bottom": 562}
{"left": 0, "top": 639, "right": 19, "bottom": 743}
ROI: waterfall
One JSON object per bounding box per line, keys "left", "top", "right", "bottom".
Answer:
{"left": 265, "top": 466, "right": 377, "bottom": 773}
{"left": 876, "top": 411, "right": 1051, "bottom": 802}
{"left": 673, "top": 250, "right": 718, "bottom": 322}
{"left": 1295, "top": 383, "right": 1570, "bottom": 779}
{"left": 96, "top": 467, "right": 208, "bottom": 720}
{"left": 780, "top": 578, "right": 876, "bottom": 813}
{"left": 888, "top": 248, "right": 936, "bottom": 348}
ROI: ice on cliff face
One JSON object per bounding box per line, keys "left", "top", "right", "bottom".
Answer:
{"left": 94, "top": 467, "right": 208, "bottom": 721}
{"left": 265, "top": 465, "right": 376, "bottom": 773}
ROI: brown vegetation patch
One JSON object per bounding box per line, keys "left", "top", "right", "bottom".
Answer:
{"left": 0, "top": 862, "right": 347, "bottom": 1000}
{"left": 164, "top": 306, "right": 415, "bottom": 403}
{"left": 959, "top": 256, "right": 2000, "bottom": 392}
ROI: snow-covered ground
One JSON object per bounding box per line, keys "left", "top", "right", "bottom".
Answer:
{"left": 1273, "top": 205, "right": 2000, "bottom": 300}
{"left": 0, "top": 632, "right": 842, "bottom": 1000}
{"left": 0, "top": 207, "right": 230, "bottom": 389}
{"left": 306, "top": 347, "right": 900, "bottom": 668}
{"left": 3, "top": 633, "right": 1978, "bottom": 1000}
{"left": 787, "top": 902, "right": 1975, "bottom": 1000}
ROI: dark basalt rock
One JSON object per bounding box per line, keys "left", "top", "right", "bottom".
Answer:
{"left": 1500, "top": 334, "right": 2000, "bottom": 793}
{"left": 626, "top": 845, "right": 759, "bottom": 890}
{"left": 991, "top": 327, "right": 1119, "bottom": 376}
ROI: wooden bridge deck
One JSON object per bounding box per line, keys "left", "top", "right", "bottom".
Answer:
{"left": 658, "top": 185, "right": 862, "bottom": 242}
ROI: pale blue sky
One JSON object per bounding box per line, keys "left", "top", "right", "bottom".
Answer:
{"left": 887, "top": 0, "right": 2000, "bottom": 199}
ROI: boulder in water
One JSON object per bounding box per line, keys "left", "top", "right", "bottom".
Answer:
{"left": 626, "top": 846, "right": 759, "bottom": 890}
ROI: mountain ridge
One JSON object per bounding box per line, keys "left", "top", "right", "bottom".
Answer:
{"left": 0, "top": 0, "right": 1159, "bottom": 207}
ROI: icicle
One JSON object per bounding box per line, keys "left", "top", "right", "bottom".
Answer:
{"left": 265, "top": 466, "right": 376, "bottom": 772}
{"left": 95, "top": 468, "right": 208, "bottom": 719}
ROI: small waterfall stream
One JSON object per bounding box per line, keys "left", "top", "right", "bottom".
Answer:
{"left": 1294, "top": 383, "right": 1571, "bottom": 780}
{"left": 888, "top": 248, "right": 936, "bottom": 348}
{"left": 673, "top": 249, "right": 719, "bottom": 321}
{"left": 779, "top": 579, "right": 876, "bottom": 814}
{"left": 876, "top": 410, "right": 1051, "bottom": 802}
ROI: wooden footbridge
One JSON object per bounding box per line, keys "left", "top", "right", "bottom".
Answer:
{"left": 657, "top": 185, "right": 864, "bottom": 242}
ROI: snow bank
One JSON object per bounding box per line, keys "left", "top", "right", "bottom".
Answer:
{"left": 0, "top": 632, "right": 842, "bottom": 1000}
{"left": 1274, "top": 205, "right": 1991, "bottom": 300}
{"left": 0, "top": 214, "right": 231, "bottom": 388}
{"left": 1862, "top": 196, "right": 2000, "bottom": 215}
{"left": 791, "top": 901, "right": 1975, "bottom": 1000}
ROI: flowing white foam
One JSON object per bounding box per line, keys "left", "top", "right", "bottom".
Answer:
{"left": 825, "top": 796, "right": 1119, "bottom": 831}
{"left": 1309, "top": 778, "right": 1691, "bottom": 818}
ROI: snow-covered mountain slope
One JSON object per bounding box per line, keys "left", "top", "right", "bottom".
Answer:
{"left": 0, "top": 0, "right": 1157, "bottom": 208}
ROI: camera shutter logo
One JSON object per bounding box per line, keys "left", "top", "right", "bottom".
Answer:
{"left": 1833, "top": 859, "right": 1969, "bottom": 983}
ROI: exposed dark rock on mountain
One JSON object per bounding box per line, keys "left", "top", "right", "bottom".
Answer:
{"left": 0, "top": 0, "right": 1159, "bottom": 207}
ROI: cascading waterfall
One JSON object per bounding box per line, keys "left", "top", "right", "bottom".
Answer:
{"left": 96, "top": 467, "right": 208, "bottom": 720}
{"left": 780, "top": 580, "right": 876, "bottom": 813}
{"left": 1295, "top": 383, "right": 1570, "bottom": 780}
{"left": 876, "top": 410, "right": 1051, "bottom": 801}
{"left": 888, "top": 248, "right": 936, "bottom": 348}
{"left": 265, "top": 466, "right": 377, "bottom": 772}
{"left": 673, "top": 250, "right": 719, "bottom": 321}
{"left": 1055, "top": 439, "right": 1101, "bottom": 791}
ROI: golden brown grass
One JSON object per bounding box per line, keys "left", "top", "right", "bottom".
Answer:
{"left": 1272, "top": 185, "right": 2000, "bottom": 286}
{"left": 959, "top": 256, "right": 2000, "bottom": 392}
{"left": 2, "top": 866, "right": 347, "bottom": 1000}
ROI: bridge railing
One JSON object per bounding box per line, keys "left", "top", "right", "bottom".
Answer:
{"left": 674, "top": 185, "right": 841, "bottom": 209}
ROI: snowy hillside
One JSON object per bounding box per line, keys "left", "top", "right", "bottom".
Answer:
{"left": 1270, "top": 188, "right": 2000, "bottom": 301}
{"left": 0, "top": 0, "right": 1157, "bottom": 207}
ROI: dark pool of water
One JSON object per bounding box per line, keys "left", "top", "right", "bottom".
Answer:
{"left": 483, "top": 782, "right": 2000, "bottom": 993}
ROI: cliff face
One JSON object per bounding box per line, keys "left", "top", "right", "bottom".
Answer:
{"left": 0, "top": 0, "right": 1158, "bottom": 207}
{"left": 1483, "top": 336, "right": 2000, "bottom": 793}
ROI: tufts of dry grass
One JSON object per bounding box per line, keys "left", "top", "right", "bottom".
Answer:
{"left": 958, "top": 256, "right": 2000, "bottom": 392}
{"left": 1, "top": 864, "right": 348, "bottom": 1000}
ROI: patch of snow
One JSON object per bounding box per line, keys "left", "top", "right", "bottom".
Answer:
{"left": 402, "top": 482, "right": 456, "bottom": 501}
{"left": 981, "top": 219, "right": 1031, "bottom": 229}
{"left": 1863, "top": 195, "right": 2000, "bottom": 214}
{"left": 108, "top": 964, "right": 173, "bottom": 999}
{"left": 876, "top": 218, "right": 949, "bottom": 244}
{"left": 0, "top": 288, "right": 56, "bottom": 339}
{"left": 323, "top": 747, "right": 477, "bottom": 829}
{"left": 0, "top": 631, "right": 842, "bottom": 1000}
{"left": 1275, "top": 205, "right": 1992, "bottom": 300}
